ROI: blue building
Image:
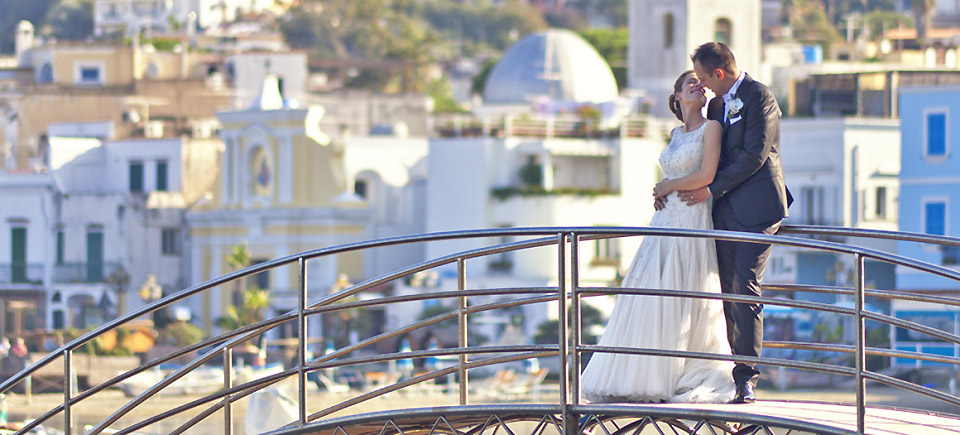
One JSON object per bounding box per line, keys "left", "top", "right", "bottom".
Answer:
{"left": 894, "top": 85, "right": 960, "bottom": 367}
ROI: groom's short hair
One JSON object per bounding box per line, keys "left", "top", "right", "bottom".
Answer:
{"left": 691, "top": 42, "right": 737, "bottom": 75}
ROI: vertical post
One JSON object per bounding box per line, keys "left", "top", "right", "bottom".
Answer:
{"left": 457, "top": 258, "right": 468, "bottom": 405}
{"left": 570, "top": 234, "right": 581, "bottom": 405}
{"left": 854, "top": 254, "right": 866, "bottom": 434}
{"left": 63, "top": 349, "right": 72, "bottom": 435}
{"left": 556, "top": 233, "right": 577, "bottom": 435}
{"left": 298, "top": 258, "right": 308, "bottom": 425}
{"left": 223, "top": 347, "right": 233, "bottom": 435}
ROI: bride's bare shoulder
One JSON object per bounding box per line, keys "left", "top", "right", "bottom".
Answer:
{"left": 704, "top": 120, "right": 722, "bottom": 132}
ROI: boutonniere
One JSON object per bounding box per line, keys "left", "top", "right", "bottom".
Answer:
{"left": 725, "top": 98, "right": 743, "bottom": 119}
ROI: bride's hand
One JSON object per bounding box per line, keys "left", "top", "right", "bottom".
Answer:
{"left": 653, "top": 179, "right": 674, "bottom": 199}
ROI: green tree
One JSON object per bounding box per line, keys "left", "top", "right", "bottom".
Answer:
{"left": 0, "top": 0, "right": 57, "bottom": 54}
{"left": 578, "top": 27, "right": 628, "bottom": 89}
{"left": 789, "top": 0, "right": 843, "bottom": 44}
{"left": 426, "top": 77, "right": 465, "bottom": 113}
{"left": 44, "top": 0, "right": 93, "bottom": 41}
{"left": 216, "top": 243, "right": 270, "bottom": 331}
{"left": 866, "top": 10, "right": 912, "bottom": 41}
{"left": 534, "top": 303, "right": 605, "bottom": 345}
{"left": 470, "top": 57, "right": 498, "bottom": 97}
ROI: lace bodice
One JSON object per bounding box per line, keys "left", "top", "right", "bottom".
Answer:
{"left": 651, "top": 122, "right": 712, "bottom": 229}
{"left": 659, "top": 123, "right": 706, "bottom": 179}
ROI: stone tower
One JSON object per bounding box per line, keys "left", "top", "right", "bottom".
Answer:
{"left": 628, "top": 0, "right": 760, "bottom": 116}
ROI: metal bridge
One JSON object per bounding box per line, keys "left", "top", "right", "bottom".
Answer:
{"left": 3, "top": 226, "right": 960, "bottom": 435}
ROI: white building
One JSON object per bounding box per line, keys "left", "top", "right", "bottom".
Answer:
{"left": 49, "top": 134, "right": 219, "bottom": 328}
{"left": 769, "top": 118, "right": 900, "bottom": 302}
{"left": 403, "top": 30, "right": 666, "bottom": 345}
{"left": 0, "top": 172, "right": 56, "bottom": 338}
{"left": 628, "top": 0, "right": 761, "bottom": 117}
{"left": 94, "top": 0, "right": 295, "bottom": 37}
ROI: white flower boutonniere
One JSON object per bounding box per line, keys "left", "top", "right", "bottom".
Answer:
{"left": 725, "top": 97, "right": 744, "bottom": 120}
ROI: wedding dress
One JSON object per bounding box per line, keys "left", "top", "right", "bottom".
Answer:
{"left": 580, "top": 122, "right": 736, "bottom": 403}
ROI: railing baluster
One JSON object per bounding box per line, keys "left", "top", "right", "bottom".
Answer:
{"left": 64, "top": 349, "right": 72, "bottom": 435}
{"left": 570, "top": 233, "right": 581, "bottom": 405}
{"left": 855, "top": 253, "right": 866, "bottom": 434}
{"left": 556, "top": 233, "right": 568, "bottom": 407}
{"left": 457, "top": 258, "right": 468, "bottom": 405}
{"left": 223, "top": 347, "right": 232, "bottom": 435}
{"left": 298, "top": 257, "right": 308, "bottom": 425}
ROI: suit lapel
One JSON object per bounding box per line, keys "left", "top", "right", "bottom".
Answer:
{"left": 722, "top": 74, "right": 754, "bottom": 139}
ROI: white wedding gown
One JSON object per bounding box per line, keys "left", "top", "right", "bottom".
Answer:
{"left": 580, "top": 122, "right": 736, "bottom": 403}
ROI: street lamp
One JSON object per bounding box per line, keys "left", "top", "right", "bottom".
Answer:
{"left": 139, "top": 274, "right": 162, "bottom": 302}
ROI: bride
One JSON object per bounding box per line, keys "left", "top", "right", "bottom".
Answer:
{"left": 579, "top": 70, "right": 736, "bottom": 403}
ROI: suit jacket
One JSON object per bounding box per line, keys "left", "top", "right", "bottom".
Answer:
{"left": 707, "top": 73, "right": 793, "bottom": 229}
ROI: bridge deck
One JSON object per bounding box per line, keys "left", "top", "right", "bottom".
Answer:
{"left": 639, "top": 401, "right": 960, "bottom": 434}
{"left": 292, "top": 401, "right": 960, "bottom": 435}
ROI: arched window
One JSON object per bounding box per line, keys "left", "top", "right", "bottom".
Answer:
{"left": 39, "top": 63, "right": 53, "bottom": 83}
{"left": 663, "top": 13, "right": 675, "bottom": 48}
{"left": 715, "top": 18, "right": 733, "bottom": 45}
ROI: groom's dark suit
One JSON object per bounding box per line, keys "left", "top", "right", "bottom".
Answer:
{"left": 706, "top": 73, "right": 792, "bottom": 387}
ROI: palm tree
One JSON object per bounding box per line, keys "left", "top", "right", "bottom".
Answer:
{"left": 216, "top": 242, "right": 270, "bottom": 331}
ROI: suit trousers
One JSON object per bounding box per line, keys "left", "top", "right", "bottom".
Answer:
{"left": 712, "top": 198, "right": 781, "bottom": 387}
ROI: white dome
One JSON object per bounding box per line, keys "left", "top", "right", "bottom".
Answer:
{"left": 483, "top": 29, "right": 618, "bottom": 105}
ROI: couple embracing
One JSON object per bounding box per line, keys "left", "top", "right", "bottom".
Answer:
{"left": 580, "top": 42, "right": 793, "bottom": 404}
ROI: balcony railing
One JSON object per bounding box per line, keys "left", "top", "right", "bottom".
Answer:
{"left": 52, "top": 262, "right": 124, "bottom": 284}
{"left": 433, "top": 115, "right": 658, "bottom": 140}
{"left": 0, "top": 263, "right": 43, "bottom": 284}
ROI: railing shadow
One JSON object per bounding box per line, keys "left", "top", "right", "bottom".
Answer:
{"left": 1, "top": 226, "right": 959, "bottom": 435}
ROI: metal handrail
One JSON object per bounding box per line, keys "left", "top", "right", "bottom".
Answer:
{"left": 3, "top": 226, "right": 960, "bottom": 435}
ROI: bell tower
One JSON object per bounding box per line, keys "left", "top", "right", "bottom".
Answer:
{"left": 628, "top": 0, "right": 760, "bottom": 116}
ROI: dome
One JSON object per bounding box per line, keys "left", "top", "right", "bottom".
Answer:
{"left": 483, "top": 29, "right": 618, "bottom": 105}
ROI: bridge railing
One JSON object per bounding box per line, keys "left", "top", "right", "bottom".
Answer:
{"left": 2, "top": 226, "right": 960, "bottom": 435}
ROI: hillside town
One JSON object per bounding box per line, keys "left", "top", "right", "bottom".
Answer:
{"left": 0, "top": 0, "right": 959, "bottom": 410}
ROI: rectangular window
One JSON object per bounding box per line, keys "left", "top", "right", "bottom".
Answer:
{"left": 488, "top": 225, "right": 513, "bottom": 272}
{"left": 129, "top": 161, "right": 144, "bottom": 192}
{"left": 252, "top": 259, "right": 270, "bottom": 289}
{"left": 875, "top": 187, "right": 887, "bottom": 220}
{"left": 11, "top": 227, "right": 27, "bottom": 283}
{"left": 801, "top": 187, "right": 825, "bottom": 225}
{"left": 925, "top": 201, "right": 946, "bottom": 236}
{"left": 592, "top": 234, "right": 620, "bottom": 266}
{"left": 86, "top": 231, "right": 104, "bottom": 282}
{"left": 161, "top": 228, "right": 181, "bottom": 255}
{"left": 927, "top": 112, "right": 947, "bottom": 156}
{"left": 156, "top": 160, "right": 168, "bottom": 191}
{"left": 56, "top": 230, "right": 65, "bottom": 264}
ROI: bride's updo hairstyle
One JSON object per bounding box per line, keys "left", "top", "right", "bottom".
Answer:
{"left": 668, "top": 70, "right": 695, "bottom": 122}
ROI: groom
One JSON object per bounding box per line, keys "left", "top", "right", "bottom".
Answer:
{"left": 676, "top": 42, "right": 792, "bottom": 403}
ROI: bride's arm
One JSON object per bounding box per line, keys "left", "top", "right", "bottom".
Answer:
{"left": 653, "top": 121, "right": 722, "bottom": 198}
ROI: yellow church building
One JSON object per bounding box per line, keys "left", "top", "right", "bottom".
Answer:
{"left": 186, "top": 75, "right": 371, "bottom": 337}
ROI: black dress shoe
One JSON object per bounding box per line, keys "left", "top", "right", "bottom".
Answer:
{"left": 731, "top": 383, "right": 756, "bottom": 404}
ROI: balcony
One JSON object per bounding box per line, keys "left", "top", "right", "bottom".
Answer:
{"left": 0, "top": 263, "right": 43, "bottom": 284}
{"left": 433, "top": 115, "right": 656, "bottom": 140}
{"left": 52, "top": 262, "right": 124, "bottom": 284}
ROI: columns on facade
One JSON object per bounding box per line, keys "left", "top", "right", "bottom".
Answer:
{"left": 541, "top": 151, "right": 554, "bottom": 191}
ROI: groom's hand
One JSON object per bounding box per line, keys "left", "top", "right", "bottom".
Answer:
{"left": 654, "top": 196, "right": 666, "bottom": 210}
{"left": 677, "top": 187, "right": 711, "bottom": 205}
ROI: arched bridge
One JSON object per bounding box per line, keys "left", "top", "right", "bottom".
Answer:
{"left": 3, "top": 227, "right": 960, "bottom": 434}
